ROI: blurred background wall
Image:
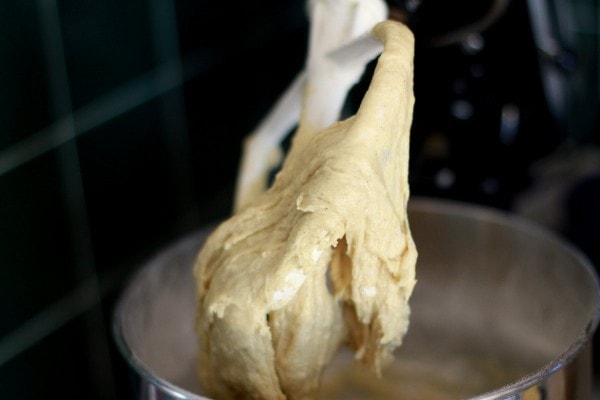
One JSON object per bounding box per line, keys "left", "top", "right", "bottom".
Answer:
{"left": 0, "top": 0, "right": 598, "bottom": 398}
{"left": 0, "top": 0, "right": 308, "bottom": 397}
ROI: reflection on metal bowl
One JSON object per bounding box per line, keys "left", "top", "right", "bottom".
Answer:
{"left": 113, "top": 198, "right": 600, "bottom": 399}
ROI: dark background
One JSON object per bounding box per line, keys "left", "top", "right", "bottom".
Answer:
{"left": 0, "top": 0, "right": 598, "bottom": 398}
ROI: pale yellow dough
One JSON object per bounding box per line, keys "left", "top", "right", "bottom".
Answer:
{"left": 193, "top": 20, "right": 417, "bottom": 400}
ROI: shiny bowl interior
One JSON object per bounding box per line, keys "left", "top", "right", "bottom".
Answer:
{"left": 113, "top": 198, "right": 600, "bottom": 399}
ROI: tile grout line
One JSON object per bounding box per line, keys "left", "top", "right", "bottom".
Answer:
{"left": 37, "top": 2, "right": 124, "bottom": 396}
{"left": 37, "top": 0, "right": 99, "bottom": 303}
{"left": 0, "top": 0, "right": 310, "bottom": 372}
{"left": 0, "top": 64, "right": 182, "bottom": 177}
{"left": 8, "top": 2, "right": 117, "bottom": 394}
{"left": 0, "top": 277, "right": 102, "bottom": 366}
{"left": 0, "top": 1, "right": 306, "bottom": 178}
{"left": 0, "top": 0, "right": 193, "bottom": 367}
{"left": 0, "top": 0, "right": 218, "bottom": 372}
{"left": 0, "top": 1, "right": 95, "bottom": 368}
{"left": 0, "top": 262, "right": 128, "bottom": 368}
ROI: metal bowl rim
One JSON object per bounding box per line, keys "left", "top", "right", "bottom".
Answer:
{"left": 112, "top": 197, "right": 600, "bottom": 400}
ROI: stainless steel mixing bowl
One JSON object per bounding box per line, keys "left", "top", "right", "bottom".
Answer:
{"left": 113, "top": 198, "right": 600, "bottom": 399}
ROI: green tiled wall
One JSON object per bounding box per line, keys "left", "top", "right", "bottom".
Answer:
{"left": 0, "top": 0, "right": 307, "bottom": 398}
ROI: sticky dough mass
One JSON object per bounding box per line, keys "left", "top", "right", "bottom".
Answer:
{"left": 193, "top": 20, "right": 417, "bottom": 400}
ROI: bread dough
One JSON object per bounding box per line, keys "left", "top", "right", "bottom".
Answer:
{"left": 194, "top": 20, "right": 417, "bottom": 400}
